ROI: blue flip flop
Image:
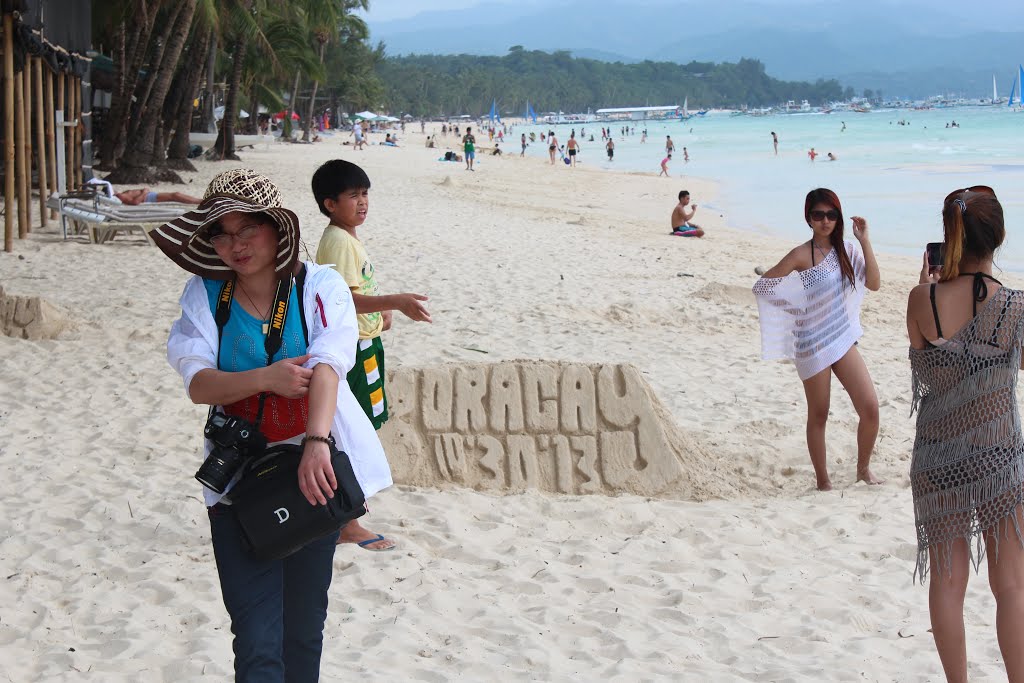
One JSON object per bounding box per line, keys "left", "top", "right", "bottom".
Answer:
{"left": 356, "top": 534, "right": 396, "bottom": 551}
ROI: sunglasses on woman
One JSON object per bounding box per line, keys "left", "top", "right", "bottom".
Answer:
{"left": 809, "top": 209, "right": 840, "bottom": 222}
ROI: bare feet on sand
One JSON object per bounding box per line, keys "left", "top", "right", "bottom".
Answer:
{"left": 816, "top": 477, "right": 833, "bottom": 492}
{"left": 857, "top": 468, "right": 884, "bottom": 485}
{"left": 336, "top": 519, "right": 396, "bottom": 551}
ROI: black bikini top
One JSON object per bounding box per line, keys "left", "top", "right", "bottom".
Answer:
{"left": 929, "top": 272, "right": 1004, "bottom": 341}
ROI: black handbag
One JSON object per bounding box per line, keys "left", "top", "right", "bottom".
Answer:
{"left": 230, "top": 439, "right": 366, "bottom": 561}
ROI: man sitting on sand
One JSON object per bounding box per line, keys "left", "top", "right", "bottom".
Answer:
{"left": 670, "top": 190, "right": 704, "bottom": 237}
{"left": 114, "top": 188, "right": 202, "bottom": 205}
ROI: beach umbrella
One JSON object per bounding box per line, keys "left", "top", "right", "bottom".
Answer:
{"left": 272, "top": 110, "right": 300, "bottom": 121}
{"left": 354, "top": 111, "right": 378, "bottom": 120}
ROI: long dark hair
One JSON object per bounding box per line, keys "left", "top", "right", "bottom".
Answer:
{"left": 940, "top": 188, "right": 1004, "bottom": 281}
{"left": 804, "top": 188, "right": 854, "bottom": 287}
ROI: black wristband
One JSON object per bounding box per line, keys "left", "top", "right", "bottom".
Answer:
{"left": 302, "top": 434, "right": 334, "bottom": 446}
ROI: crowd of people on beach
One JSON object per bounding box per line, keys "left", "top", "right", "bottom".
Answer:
{"left": 131, "top": 116, "right": 1024, "bottom": 681}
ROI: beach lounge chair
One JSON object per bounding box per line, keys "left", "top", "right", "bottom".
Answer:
{"left": 47, "top": 191, "right": 192, "bottom": 245}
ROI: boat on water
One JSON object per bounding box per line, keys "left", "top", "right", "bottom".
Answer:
{"left": 1009, "top": 64, "right": 1024, "bottom": 111}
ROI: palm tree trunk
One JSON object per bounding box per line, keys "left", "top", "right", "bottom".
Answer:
{"left": 247, "top": 87, "right": 259, "bottom": 136}
{"left": 98, "top": 0, "right": 157, "bottom": 169}
{"left": 127, "top": 1, "right": 184, "bottom": 143}
{"left": 209, "top": 38, "right": 247, "bottom": 160}
{"left": 285, "top": 69, "right": 301, "bottom": 142}
{"left": 167, "top": 27, "right": 212, "bottom": 168}
{"left": 302, "top": 43, "right": 326, "bottom": 143}
{"left": 109, "top": 0, "right": 199, "bottom": 180}
{"left": 198, "top": 35, "right": 217, "bottom": 134}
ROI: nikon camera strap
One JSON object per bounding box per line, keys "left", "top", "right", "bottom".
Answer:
{"left": 214, "top": 268, "right": 305, "bottom": 429}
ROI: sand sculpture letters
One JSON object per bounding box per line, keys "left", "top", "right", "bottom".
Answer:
{"left": 379, "top": 361, "right": 713, "bottom": 499}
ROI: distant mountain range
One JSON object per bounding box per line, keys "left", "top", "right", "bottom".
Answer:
{"left": 368, "top": 0, "right": 1024, "bottom": 100}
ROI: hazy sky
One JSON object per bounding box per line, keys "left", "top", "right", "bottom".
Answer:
{"left": 362, "top": 0, "right": 481, "bottom": 22}
{"left": 362, "top": 0, "right": 1023, "bottom": 25}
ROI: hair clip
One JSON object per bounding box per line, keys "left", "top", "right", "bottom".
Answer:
{"left": 954, "top": 198, "right": 967, "bottom": 214}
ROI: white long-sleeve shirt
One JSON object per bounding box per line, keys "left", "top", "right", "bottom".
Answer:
{"left": 167, "top": 261, "right": 393, "bottom": 506}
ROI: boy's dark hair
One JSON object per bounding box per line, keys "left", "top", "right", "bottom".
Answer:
{"left": 678, "top": 190, "right": 690, "bottom": 200}
{"left": 311, "top": 159, "right": 371, "bottom": 217}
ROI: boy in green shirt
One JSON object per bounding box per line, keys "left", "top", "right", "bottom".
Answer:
{"left": 313, "top": 159, "right": 431, "bottom": 550}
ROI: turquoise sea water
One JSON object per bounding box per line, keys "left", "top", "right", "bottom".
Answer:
{"left": 518, "top": 107, "right": 1024, "bottom": 268}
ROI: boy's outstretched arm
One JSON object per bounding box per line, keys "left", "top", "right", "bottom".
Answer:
{"left": 351, "top": 291, "right": 432, "bottom": 323}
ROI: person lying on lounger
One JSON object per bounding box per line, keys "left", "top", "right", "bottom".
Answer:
{"left": 114, "top": 188, "right": 203, "bottom": 205}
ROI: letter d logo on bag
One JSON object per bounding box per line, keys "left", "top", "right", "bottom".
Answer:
{"left": 274, "top": 508, "right": 289, "bottom": 524}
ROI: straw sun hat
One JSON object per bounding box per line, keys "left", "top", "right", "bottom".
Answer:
{"left": 152, "top": 168, "right": 301, "bottom": 280}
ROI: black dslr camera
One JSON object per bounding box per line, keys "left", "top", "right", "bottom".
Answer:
{"left": 195, "top": 412, "right": 267, "bottom": 493}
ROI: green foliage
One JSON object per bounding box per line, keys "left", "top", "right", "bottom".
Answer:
{"left": 376, "top": 50, "right": 847, "bottom": 116}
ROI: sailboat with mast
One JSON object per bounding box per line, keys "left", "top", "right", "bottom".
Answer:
{"left": 1013, "top": 65, "right": 1024, "bottom": 111}
{"left": 1008, "top": 65, "right": 1023, "bottom": 109}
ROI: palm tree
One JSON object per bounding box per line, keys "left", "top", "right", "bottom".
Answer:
{"left": 302, "top": 0, "right": 368, "bottom": 142}
{"left": 93, "top": 0, "right": 159, "bottom": 170}
{"left": 106, "top": 0, "right": 201, "bottom": 182}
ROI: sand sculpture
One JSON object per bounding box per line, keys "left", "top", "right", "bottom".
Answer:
{"left": 0, "top": 287, "right": 67, "bottom": 340}
{"left": 377, "top": 361, "right": 728, "bottom": 500}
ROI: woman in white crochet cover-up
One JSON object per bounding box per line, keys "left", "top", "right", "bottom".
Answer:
{"left": 753, "top": 188, "right": 883, "bottom": 491}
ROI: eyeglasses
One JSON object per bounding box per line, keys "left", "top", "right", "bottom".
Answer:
{"left": 944, "top": 185, "right": 996, "bottom": 204}
{"left": 209, "top": 223, "right": 264, "bottom": 247}
{"left": 808, "top": 209, "right": 840, "bottom": 222}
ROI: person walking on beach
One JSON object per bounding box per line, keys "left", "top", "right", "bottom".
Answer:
{"left": 771, "top": 131, "right": 779, "bottom": 155}
{"left": 566, "top": 132, "right": 581, "bottom": 167}
{"left": 520, "top": 133, "right": 527, "bottom": 157}
{"left": 683, "top": 147, "right": 689, "bottom": 163}
{"left": 462, "top": 127, "right": 476, "bottom": 171}
{"left": 666, "top": 135, "right": 675, "bottom": 156}
{"left": 753, "top": 188, "right": 882, "bottom": 491}
{"left": 670, "top": 190, "right": 703, "bottom": 237}
{"left": 548, "top": 131, "right": 559, "bottom": 165}
{"left": 906, "top": 186, "right": 1024, "bottom": 683}
{"left": 313, "top": 159, "right": 432, "bottom": 551}
{"left": 659, "top": 153, "right": 671, "bottom": 177}
{"left": 156, "top": 169, "right": 392, "bottom": 681}
{"left": 605, "top": 137, "right": 614, "bottom": 161}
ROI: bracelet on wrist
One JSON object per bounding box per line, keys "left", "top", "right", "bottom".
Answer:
{"left": 302, "top": 434, "right": 334, "bottom": 447}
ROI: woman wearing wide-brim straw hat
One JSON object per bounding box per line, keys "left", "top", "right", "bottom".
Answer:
{"left": 159, "top": 168, "right": 392, "bottom": 681}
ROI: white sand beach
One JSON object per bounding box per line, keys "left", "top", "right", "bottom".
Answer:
{"left": 2, "top": 130, "right": 1021, "bottom": 681}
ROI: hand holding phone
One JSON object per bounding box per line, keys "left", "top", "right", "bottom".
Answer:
{"left": 926, "top": 242, "right": 945, "bottom": 273}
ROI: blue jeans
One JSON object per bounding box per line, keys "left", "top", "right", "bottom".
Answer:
{"left": 208, "top": 504, "right": 339, "bottom": 683}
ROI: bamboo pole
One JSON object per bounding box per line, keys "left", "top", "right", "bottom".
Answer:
{"left": 73, "top": 76, "right": 82, "bottom": 189}
{"left": 14, "top": 66, "right": 27, "bottom": 238}
{"left": 34, "top": 58, "right": 47, "bottom": 227}
{"left": 66, "top": 75, "right": 76, "bottom": 191}
{"left": 57, "top": 71, "right": 69, "bottom": 194}
{"left": 3, "top": 12, "right": 15, "bottom": 252}
{"left": 43, "top": 62, "right": 56, "bottom": 218}
{"left": 22, "top": 64, "right": 32, "bottom": 231}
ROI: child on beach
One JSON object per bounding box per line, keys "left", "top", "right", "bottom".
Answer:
{"left": 659, "top": 153, "right": 671, "bottom": 177}
{"left": 753, "top": 188, "right": 882, "bottom": 491}
{"left": 312, "top": 159, "right": 432, "bottom": 551}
